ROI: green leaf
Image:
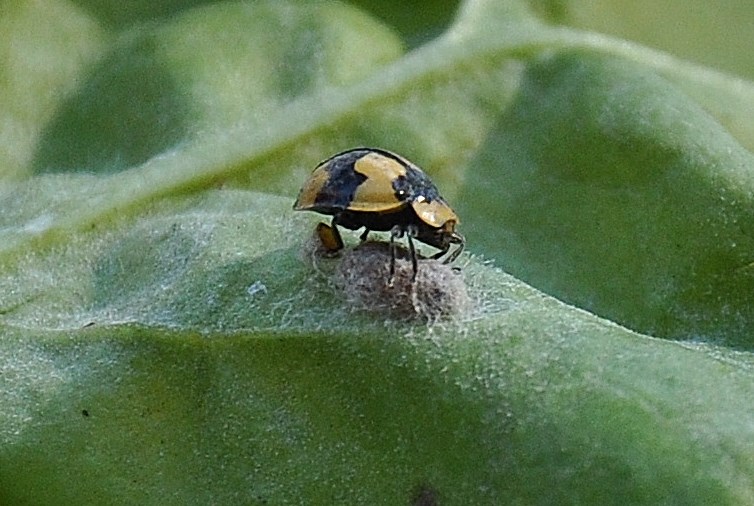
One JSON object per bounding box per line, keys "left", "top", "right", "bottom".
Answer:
{"left": 3, "top": 0, "right": 754, "bottom": 503}
{"left": 458, "top": 50, "right": 754, "bottom": 345}
{"left": 32, "top": 1, "right": 405, "bottom": 175}
{"left": 0, "top": 0, "right": 105, "bottom": 180}
{"left": 551, "top": 0, "right": 754, "bottom": 80}
{"left": 3, "top": 188, "right": 754, "bottom": 504}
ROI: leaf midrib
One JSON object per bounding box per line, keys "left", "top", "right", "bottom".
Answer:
{"left": 4, "top": 21, "right": 754, "bottom": 257}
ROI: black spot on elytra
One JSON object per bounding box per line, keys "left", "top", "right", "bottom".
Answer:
{"left": 313, "top": 149, "right": 369, "bottom": 209}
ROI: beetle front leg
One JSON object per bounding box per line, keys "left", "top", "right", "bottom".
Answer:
{"left": 430, "top": 246, "right": 449, "bottom": 261}
{"left": 443, "top": 232, "right": 465, "bottom": 264}
{"left": 429, "top": 232, "right": 465, "bottom": 263}
{"left": 313, "top": 219, "right": 344, "bottom": 255}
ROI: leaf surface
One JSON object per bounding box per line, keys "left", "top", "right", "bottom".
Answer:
{"left": 2, "top": 0, "right": 754, "bottom": 504}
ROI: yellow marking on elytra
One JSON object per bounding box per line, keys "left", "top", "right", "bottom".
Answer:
{"left": 350, "top": 152, "right": 407, "bottom": 212}
{"left": 411, "top": 199, "right": 459, "bottom": 229}
{"left": 294, "top": 163, "right": 330, "bottom": 209}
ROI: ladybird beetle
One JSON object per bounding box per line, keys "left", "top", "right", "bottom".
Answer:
{"left": 293, "top": 147, "right": 465, "bottom": 282}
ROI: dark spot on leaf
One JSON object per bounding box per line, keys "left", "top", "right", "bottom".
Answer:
{"left": 81, "top": 409, "right": 90, "bottom": 418}
{"left": 411, "top": 484, "right": 439, "bottom": 506}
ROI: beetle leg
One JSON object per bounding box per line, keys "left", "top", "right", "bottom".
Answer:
{"left": 430, "top": 232, "right": 465, "bottom": 263}
{"left": 388, "top": 225, "right": 403, "bottom": 287}
{"left": 360, "top": 229, "right": 370, "bottom": 242}
{"left": 326, "top": 218, "right": 345, "bottom": 249}
{"left": 314, "top": 221, "right": 344, "bottom": 255}
{"left": 443, "top": 232, "right": 465, "bottom": 264}
{"left": 406, "top": 225, "right": 419, "bottom": 282}
{"left": 430, "top": 247, "right": 449, "bottom": 261}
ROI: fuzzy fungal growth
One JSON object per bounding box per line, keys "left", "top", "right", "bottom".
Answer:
{"left": 333, "top": 241, "right": 469, "bottom": 319}
{"left": 300, "top": 224, "right": 334, "bottom": 259}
